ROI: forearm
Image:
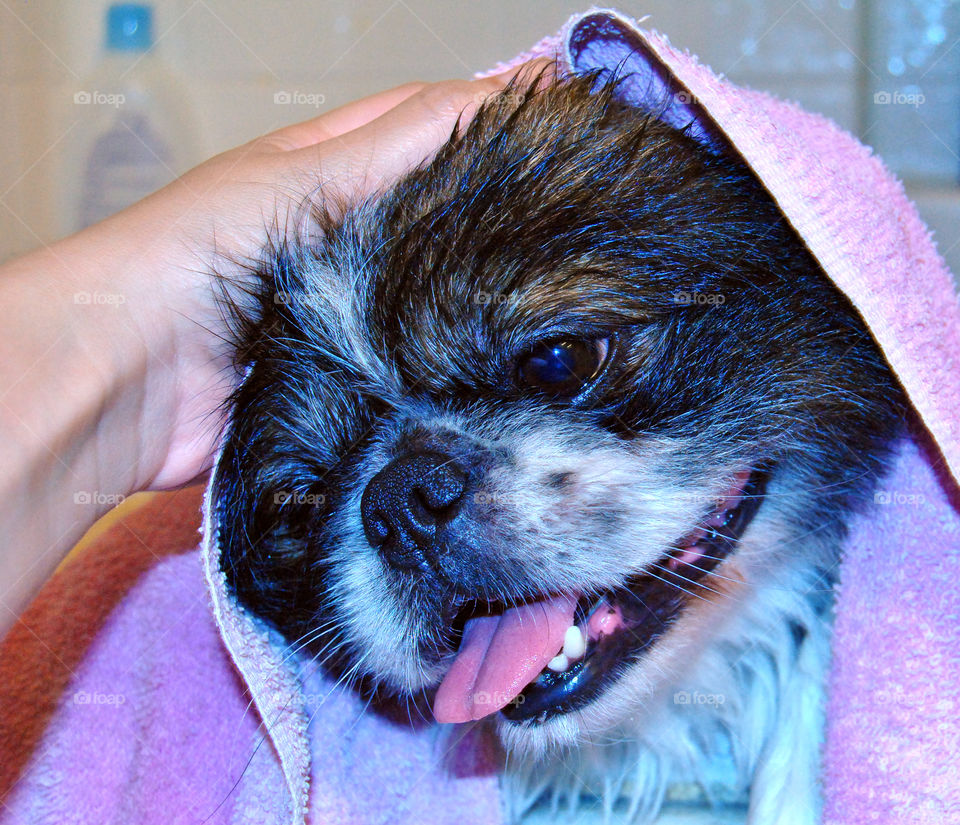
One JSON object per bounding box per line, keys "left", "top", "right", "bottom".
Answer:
{"left": 0, "top": 69, "right": 539, "bottom": 636}
{"left": 0, "top": 234, "right": 167, "bottom": 630}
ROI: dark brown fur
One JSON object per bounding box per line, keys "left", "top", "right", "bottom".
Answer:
{"left": 214, "top": 74, "right": 906, "bottom": 702}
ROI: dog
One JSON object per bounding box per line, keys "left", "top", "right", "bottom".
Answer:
{"left": 213, "top": 72, "right": 906, "bottom": 824}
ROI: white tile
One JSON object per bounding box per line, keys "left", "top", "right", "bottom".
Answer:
{"left": 865, "top": 1, "right": 960, "bottom": 183}
{"left": 908, "top": 184, "right": 960, "bottom": 287}
{"left": 637, "top": 0, "right": 859, "bottom": 79}
{"left": 0, "top": 0, "right": 76, "bottom": 82}
{"left": 0, "top": 81, "right": 64, "bottom": 257}
{"left": 5, "top": 0, "right": 959, "bottom": 262}
{"left": 864, "top": 80, "right": 959, "bottom": 182}
{"left": 868, "top": 0, "right": 960, "bottom": 85}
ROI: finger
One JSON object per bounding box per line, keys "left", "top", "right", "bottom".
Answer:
{"left": 255, "top": 82, "right": 428, "bottom": 152}
{"left": 492, "top": 57, "right": 557, "bottom": 91}
{"left": 269, "top": 59, "right": 555, "bottom": 154}
{"left": 286, "top": 75, "right": 524, "bottom": 201}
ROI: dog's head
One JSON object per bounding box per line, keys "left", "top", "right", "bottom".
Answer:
{"left": 215, "top": 73, "right": 903, "bottom": 754}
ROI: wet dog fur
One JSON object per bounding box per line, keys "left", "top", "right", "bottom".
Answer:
{"left": 213, "top": 74, "right": 906, "bottom": 823}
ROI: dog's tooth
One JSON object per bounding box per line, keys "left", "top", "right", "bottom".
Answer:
{"left": 547, "top": 654, "right": 570, "bottom": 672}
{"left": 563, "top": 625, "right": 586, "bottom": 660}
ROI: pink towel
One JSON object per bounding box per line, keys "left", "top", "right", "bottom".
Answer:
{"left": 0, "top": 489, "right": 503, "bottom": 824}
{"left": 3, "top": 9, "right": 958, "bottom": 824}
{"left": 485, "top": 10, "right": 960, "bottom": 823}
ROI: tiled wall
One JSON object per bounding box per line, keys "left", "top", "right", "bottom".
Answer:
{"left": 1, "top": 0, "right": 958, "bottom": 270}
{"left": 866, "top": 0, "right": 960, "bottom": 183}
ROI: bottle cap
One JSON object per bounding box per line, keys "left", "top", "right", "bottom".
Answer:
{"left": 106, "top": 4, "right": 154, "bottom": 52}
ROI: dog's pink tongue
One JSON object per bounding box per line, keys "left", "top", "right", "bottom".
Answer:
{"left": 433, "top": 593, "right": 577, "bottom": 724}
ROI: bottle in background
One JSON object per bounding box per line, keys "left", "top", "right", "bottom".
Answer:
{"left": 69, "top": 3, "right": 198, "bottom": 232}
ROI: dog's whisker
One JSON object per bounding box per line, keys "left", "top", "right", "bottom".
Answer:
{"left": 209, "top": 60, "right": 907, "bottom": 823}
{"left": 648, "top": 562, "right": 747, "bottom": 600}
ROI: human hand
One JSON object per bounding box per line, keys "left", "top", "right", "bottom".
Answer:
{"left": 85, "top": 70, "right": 543, "bottom": 490}
{"left": 0, "top": 62, "right": 546, "bottom": 626}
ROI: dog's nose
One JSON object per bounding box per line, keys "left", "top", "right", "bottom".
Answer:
{"left": 360, "top": 452, "right": 467, "bottom": 573}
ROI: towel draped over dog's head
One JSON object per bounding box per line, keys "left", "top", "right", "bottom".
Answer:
{"left": 201, "top": 9, "right": 960, "bottom": 823}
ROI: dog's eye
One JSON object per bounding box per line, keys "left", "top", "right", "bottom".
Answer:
{"left": 517, "top": 337, "right": 610, "bottom": 397}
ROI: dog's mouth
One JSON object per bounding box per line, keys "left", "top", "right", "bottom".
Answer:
{"left": 431, "top": 467, "right": 769, "bottom": 726}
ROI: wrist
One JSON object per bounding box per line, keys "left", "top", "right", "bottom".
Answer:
{"left": 0, "top": 235, "right": 175, "bottom": 621}
{"left": 0, "top": 232, "right": 170, "bottom": 499}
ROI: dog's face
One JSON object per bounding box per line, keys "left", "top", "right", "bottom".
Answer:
{"left": 216, "top": 76, "right": 903, "bottom": 755}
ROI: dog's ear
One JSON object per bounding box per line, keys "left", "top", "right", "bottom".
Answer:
{"left": 566, "top": 11, "right": 723, "bottom": 152}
